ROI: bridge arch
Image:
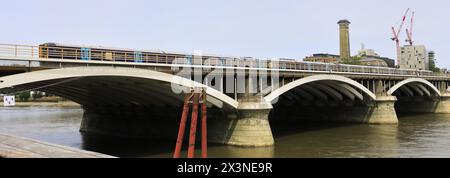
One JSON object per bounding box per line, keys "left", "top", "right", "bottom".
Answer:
{"left": 0, "top": 66, "right": 238, "bottom": 109}
{"left": 387, "top": 78, "right": 441, "bottom": 97}
{"left": 265, "top": 75, "right": 377, "bottom": 103}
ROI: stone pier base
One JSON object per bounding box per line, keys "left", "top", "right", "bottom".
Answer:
{"left": 347, "top": 96, "right": 399, "bottom": 124}
{"left": 433, "top": 93, "right": 450, "bottom": 114}
{"left": 209, "top": 102, "right": 275, "bottom": 147}
{"left": 434, "top": 97, "right": 450, "bottom": 114}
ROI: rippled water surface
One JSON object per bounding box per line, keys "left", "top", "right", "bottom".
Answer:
{"left": 1, "top": 107, "right": 450, "bottom": 158}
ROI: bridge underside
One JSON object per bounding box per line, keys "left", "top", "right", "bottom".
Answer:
{"left": 7, "top": 77, "right": 187, "bottom": 107}
{"left": 0, "top": 69, "right": 449, "bottom": 147}
{"left": 2, "top": 76, "right": 189, "bottom": 139}
{"left": 269, "top": 80, "right": 398, "bottom": 125}
{"left": 392, "top": 82, "right": 449, "bottom": 114}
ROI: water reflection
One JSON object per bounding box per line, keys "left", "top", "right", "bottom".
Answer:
{"left": 1, "top": 107, "right": 450, "bottom": 158}
{"left": 80, "top": 133, "right": 175, "bottom": 157}
{"left": 271, "top": 123, "right": 400, "bottom": 158}
{"left": 81, "top": 132, "right": 275, "bottom": 158}
{"left": 214, "top": 146, "right": 275, "bottom": 158}
{"left": 396, "top": 114, "right": 450, "bottom": 157}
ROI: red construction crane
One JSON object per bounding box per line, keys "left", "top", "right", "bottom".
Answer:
{"left": 391, "top": 8, "right": 410, "bottom": 66}
{"left": 406, "top": 11, "right": 415, "bottom": 46}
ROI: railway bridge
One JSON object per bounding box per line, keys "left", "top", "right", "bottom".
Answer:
{"left": 0, "top": 44, "right": 449, "bottom": 147}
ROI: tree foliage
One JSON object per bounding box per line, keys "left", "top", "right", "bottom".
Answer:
{"left": 429, "top": 58, "right": 441, "bottom": 73}
{"left": 17, "top": 91, "right": 30, "bottom": 101}
{"left": 340, "top": 56, "right": 362, "bottom": 65}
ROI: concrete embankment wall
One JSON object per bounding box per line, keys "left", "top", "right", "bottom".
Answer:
{"left": 0, "top": 133, "right": 115, "bottom": 158}
{"left": 12, "top": 101, "right": 81, "bottom": 108}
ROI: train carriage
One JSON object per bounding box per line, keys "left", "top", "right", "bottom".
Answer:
{"left": 37, "top": 43, "right": 434, "bottom": 77}
{"left": 38, "top": 43, "right": 189, "bottom": 64}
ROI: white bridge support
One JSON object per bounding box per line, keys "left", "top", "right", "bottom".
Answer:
{"left": 265, "top": 75, "right": 399, "bottom": 125}
{"left": 0, "top": 67, "right": 239, "bottom": 109}
{"left": 0, "top": 67, "right": 245, "bottom": 144}
{"left": 387, "top": 78, "right": 450, "bottom": 114}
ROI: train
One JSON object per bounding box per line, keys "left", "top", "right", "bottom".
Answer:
{"left": 37, "top": 43, "right": 433, "bottom": 76}
{"left": 39, "top": 43, "right": 184, "bottom": 63}
{"left": 38, "top": 43, "right": 294, "bottom": 68}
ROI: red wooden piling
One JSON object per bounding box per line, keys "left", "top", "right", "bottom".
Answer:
{"left": 201, "top": 90, "right": 208, "bottom": 158}
{"left": 173, "top": 94, "right": 192, "bottom": 158}
{"left": 187, "top": 93, "right": 199, "bottom": 158}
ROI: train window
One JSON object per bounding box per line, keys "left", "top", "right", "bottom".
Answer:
{"left": 104, "top": 52, "right": 113, "bottom": 61}
{"left": 186, "top": 55, "right": 193, "bottom": 65}
{"left": 81, "top": 48, "right": 91, "bottom": 61}
{"left": 256, "top": 59, "right": 261, "bottom": 68}
{"left": 134, "top": 52, "right": 143, "bottom": 63}
{"left": 219, "top": 58, "right": 225, "bottom": 66}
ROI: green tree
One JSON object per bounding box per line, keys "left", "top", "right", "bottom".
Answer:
{"left": 340, "top": 56, "right": 362, "bottom": 65}
{"left": 18, "top": 91, "right": 30, "bottom": 101}
{"left": 429, "top": 58, "right": 441, "bottom": 73}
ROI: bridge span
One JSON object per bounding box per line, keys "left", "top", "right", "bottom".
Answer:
{"left": 0, "top": 44, "right": 449, "bottom": 147}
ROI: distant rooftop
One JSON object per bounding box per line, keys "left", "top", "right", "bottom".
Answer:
{"left": 338, "top": 19, "right": 351, "bottom": 24}
{"left": 311, "top": 53, "right": 340, "bottom": 58}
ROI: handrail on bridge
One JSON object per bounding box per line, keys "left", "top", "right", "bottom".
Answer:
{"left": 0, "top": 43, "right": 448, "bottom": 77}
{"left": 0, "top": 44, "right": 39, "bottom": 58}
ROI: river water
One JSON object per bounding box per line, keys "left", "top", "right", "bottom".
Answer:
{"left": 1, "top": 107, "right": 450, "bottom": 158}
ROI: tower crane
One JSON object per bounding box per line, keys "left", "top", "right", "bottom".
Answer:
{"left": 391, "top": 8, "right": 410, "bottom": 67}
{"left": 406, "top": 11, "right": 415, "bottom": 45}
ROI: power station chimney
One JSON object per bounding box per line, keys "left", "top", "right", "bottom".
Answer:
{"left": 338, "top": 19, "right": 351, "bottom": 60}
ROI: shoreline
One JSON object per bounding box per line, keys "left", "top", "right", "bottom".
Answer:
{"left": 3, "top": 101, "right": 81, "bottom": 108}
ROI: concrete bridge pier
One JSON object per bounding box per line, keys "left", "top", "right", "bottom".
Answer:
{"left": 209, "top": 73, "right": 275, "bottom": 147}
{"left": 209, "top": 101, "right": 274, "bottom": 147}
{"left": 363, "top": 96, "right": 399, "bottom": 124}
{"left": 331, "top": 96, "right": 399, "bottom": 124}
{"left": 358, "top": 80, "right": 399, "bottom": 124}
{"left": 434, "top": 93, "right": 450, "bottom": 114}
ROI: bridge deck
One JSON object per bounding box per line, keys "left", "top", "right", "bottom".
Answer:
{"left": 1, "top": 43, "right": 449, "bottom": 79}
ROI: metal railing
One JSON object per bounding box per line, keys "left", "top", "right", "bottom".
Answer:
{"left": 0, "top": 44, "right": 39, "bottom": 58}
{"left": 0, "top": 43, "right": 448, "bottom": 77}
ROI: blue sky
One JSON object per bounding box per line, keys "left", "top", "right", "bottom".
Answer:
{"left": 1, "top": 0, "right": 449, "bottom": 68}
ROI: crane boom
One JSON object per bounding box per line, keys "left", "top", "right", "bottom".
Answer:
{"left": 396, "top": 8, "right": 410, "bottom": 37}
{"left": 406, "top": 11, "right": 415, "bottom": 45}
{"left": 391, "top": 8, "right": 410, "bottom": 67}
